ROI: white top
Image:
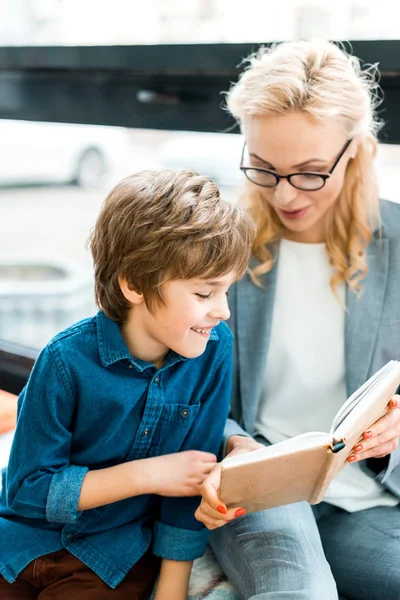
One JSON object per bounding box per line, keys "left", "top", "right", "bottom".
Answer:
{"left": 254, "top": 238, "right": 398, "bottom": 512}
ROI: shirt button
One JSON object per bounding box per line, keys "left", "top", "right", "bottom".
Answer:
{"left": 66, "top": 532, "right": 74, "bottom": 541}
{"left": 154, "top": 376, "right": 159, "bottom": 383}
{"left": 143, "top": 429, "right": 150, "bottom": 436}
{"left": 181, "top": 409, "right": 189, "bottom": 418}
{"left": 128, "top": 365, "right": 134, "bottom": 370}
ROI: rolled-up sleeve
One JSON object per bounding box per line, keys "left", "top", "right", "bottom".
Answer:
{"left": 6, "top": 345, "right": 87, "bottom": 523}
{"left": 153, "top": 348, "right": 232, "bottom": 560}
{"left": 153, "top": 519, "right": 210, "bottom": 561}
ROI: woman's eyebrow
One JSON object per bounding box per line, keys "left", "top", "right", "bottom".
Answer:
{"left": 249, "top": 151, "right": 327, "bottom": 169}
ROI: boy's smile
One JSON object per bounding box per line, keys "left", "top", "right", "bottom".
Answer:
{"left": 120, "top": 271, "right": 236, "bottom": 368}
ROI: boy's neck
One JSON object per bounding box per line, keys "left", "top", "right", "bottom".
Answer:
{"left": 120, "top": 308, "right": 168, "bottom": 369}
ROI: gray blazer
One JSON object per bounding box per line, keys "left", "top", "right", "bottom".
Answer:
{"left": 225, "top": 199, "right": 400, "bottom": 498}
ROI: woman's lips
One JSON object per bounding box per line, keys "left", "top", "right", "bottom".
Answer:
{"left": 277, "top": 206, "right": 311, "bottom": 220}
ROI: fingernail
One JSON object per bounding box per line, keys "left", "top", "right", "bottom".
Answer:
{"left": 390, "top": 399, "right": 398, "bottom": 409}
{"left": 348, "top": 455, "right": 356, "bottom": 462}
{"left": 216, "top": 505, "right": 227, "bottom": 515}
{"left": 363, "top": 430, "right": 373, "bottom": 439}
{"left": 354, "top": 444, "right": 363, "bottom": 453}
{"left": 234, "top": 508, "right": 246, "bottom": 517}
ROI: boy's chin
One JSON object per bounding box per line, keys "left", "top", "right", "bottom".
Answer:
{"left": 174, "top": 344, "right": 208, "bottom": 360}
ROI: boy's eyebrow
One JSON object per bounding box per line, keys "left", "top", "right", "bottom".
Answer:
{"left": 249, "top": 151, "right": 327, "bottom": 169}
{"left": 194, "top": 280, "right": 226, "bottom": 287}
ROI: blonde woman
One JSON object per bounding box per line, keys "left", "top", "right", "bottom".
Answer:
{"left": 195, "top": 40, "right": 400, "bottom": 600}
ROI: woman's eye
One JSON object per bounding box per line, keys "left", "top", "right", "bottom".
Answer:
{"left": 196, "top": 293, "right": 211, "bottom": 300}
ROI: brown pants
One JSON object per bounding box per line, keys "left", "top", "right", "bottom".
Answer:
{"left": 0, "top": 549, "right": 160, "bottom": 599}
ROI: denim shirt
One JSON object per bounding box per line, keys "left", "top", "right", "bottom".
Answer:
{"left": 0, "top": 312, "right": 233, "bottom": 589}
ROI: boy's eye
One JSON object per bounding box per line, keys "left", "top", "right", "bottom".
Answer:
{"left": 195, "top": 293, "right": 211, "bottom": 300}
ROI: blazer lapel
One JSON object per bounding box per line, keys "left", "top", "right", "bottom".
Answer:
{"left": 345, "top": 238, "right": 389, "bottom": 394}
{"left": 236, "top": 263, "right": 277, "bottom": 432}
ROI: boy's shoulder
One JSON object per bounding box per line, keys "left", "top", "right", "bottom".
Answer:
{"left": 46, "top": 314, "right": 98, "bottom": 354}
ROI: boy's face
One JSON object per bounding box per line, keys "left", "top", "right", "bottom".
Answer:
{"left": 123, "top": 271, "right": 236, "bottom": 367}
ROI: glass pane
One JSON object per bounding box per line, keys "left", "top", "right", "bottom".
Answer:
{"left": 0, "top": 122, "right": 244, "bottom": 349}
{"left": 1, "top": 0, "right": 400, "bottom": 45}
{"left": 0, "top": 121, "right": 398, "bottom": 350}
{"left": 376, "top": 144, "right": 400, "bottom": 204}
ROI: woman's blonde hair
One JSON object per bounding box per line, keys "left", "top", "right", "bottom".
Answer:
{"left": 226, "top": 40, "right": 383, "bottom": 293}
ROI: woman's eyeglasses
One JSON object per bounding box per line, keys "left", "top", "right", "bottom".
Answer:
{"left": 240, "top": 139, "right": 353, "bottom": 191}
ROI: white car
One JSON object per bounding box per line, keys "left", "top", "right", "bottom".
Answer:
{"left": 159, "top": 130, "right": 245, "bottom": 189}
{"left": 0, "top": 119, "right": 132, "bottom": 188}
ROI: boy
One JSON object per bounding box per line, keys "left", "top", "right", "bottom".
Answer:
{"left": 0, "top": 170, "right": 255, "bottom": 599}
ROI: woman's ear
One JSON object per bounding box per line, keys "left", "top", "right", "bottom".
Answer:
{"left": 118, "top": 276, "right": 144, "bottom": 305}
{"left": 350, "top": 137, "right": 361, "bottom": 159}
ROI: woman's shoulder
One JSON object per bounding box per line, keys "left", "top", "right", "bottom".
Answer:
{"left": 379, "top": 199, "right": 400, "bottom": 239}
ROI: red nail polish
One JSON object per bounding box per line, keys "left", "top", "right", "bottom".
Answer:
{"left": 234, "top": 507, "right": 246, "bottom": 517}
{"left": 390, "top": 399, "right": 398, "bottom": 409}
{"left": 348, "top": 455, "right": 356, "bottom": 463}
{"left": 363, "top": 431, "right": 373, "bottom": 439}
{"left": 216, "top": 505, "right": 227, "bottom": 515}
{"left": 354, "top": 444, "right": 363, "bottom": 453}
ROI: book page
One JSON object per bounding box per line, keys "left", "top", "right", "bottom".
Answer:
{"left": 222, "top": 431, "right": 332, "bottom": 469}
{"left": 331, "top": 361, "right": 400, "bottom": 441}
{"left": 330, "top": 361, "right": 395, "bottom": 433}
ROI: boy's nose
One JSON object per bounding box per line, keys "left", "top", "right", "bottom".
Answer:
{"left": 210, "top": 296, "right": 231, "bottom": 321}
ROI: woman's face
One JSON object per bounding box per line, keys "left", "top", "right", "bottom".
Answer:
{"left": 243, "top": 111, "right": 356, "bottom": 243}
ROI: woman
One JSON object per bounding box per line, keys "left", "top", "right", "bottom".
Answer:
{"left": 195, "top": 40, "right": 400, "bottom": 600}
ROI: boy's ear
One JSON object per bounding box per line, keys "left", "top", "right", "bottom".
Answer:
{"left": 118, "top": 276, "right": 144, "bottom": 305}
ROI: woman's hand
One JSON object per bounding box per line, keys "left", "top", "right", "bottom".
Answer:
{"left": 348, "top": 396, "right": 400, "bottom": 462}
{"left": 194, "top": 436, "right": 264, "bottom": 530}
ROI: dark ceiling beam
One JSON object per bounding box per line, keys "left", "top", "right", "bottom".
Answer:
{"left": 0, "top": 41, "right": 399, "bottom": 141}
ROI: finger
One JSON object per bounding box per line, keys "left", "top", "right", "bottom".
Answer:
{"left": 194, "top": 506, "right": 228, "bottom": 529}
{"left": 348, "top": 437, "right": 399, "bottom": 462}
{"left": 197, "top": 501, "right": 229, "bottom": 520}
{"left": 362, "top": 409, "right": 400, "bottom": 443}
{"left": 389, "top": 396, "right": 399, "bottom": 410}
{"left": 202, "top": 460, "right": 219, "bottom": 473}
{"left": 200, "top": 464, "right": 223, "bottom": 504}
{"left": 201, "top": 517, "right": 230, "bottom": 531}
{"left": 359, "top": 421, "right": 400, "bottom": 453}
{"left": 196, "top": 452, "right": 217, "bottom": 462}
{"left": 196, "top": 497, "right": 246, "bottom": 524}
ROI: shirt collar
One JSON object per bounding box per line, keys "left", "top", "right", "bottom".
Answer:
{"left": 96, "top": 311, "right": 219, "bottom": 371}
{"left": 96, "top": 311, "right": 133, "bottom": 367}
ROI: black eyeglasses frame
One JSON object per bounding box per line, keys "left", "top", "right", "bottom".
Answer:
{"left": 240, "top": 138, "right": 353, "bottom": 191}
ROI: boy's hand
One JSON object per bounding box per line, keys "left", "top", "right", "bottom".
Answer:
{"left": 195, "top": 436, "right": 264, "bottom": 530}
{"left": 149, "top": 450, "right": 217, "bottom": 497}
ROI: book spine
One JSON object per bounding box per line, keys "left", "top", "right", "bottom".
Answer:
{"left": 308, "top": 441, "right": 346, "bottom": 504}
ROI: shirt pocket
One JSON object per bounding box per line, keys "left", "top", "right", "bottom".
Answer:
{"left": 151, "top": 402, "right": 201, "bottom": 456}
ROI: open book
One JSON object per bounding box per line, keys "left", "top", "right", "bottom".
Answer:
{"left": 219, "top": 361, "right": 400, "bottom": 513}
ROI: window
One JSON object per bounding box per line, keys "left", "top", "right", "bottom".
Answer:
{"left": 2, "top": 0, "right": 400, "bottom": 45}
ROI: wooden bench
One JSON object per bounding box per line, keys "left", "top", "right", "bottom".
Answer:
{"left": 0, "top": 390, "right": 17, "bottom": 435}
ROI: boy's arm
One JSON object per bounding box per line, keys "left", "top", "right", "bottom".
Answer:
{"left": 78, "top": 449, "right": 216, "bottom": 510}
{"left": 6, "top": 345, "right": 88, "bottom": 523}
{"left": 6, "top": 345, "right": 216, "bottom": 520}
{"left": 153, "top": 348, "right": 232, "bottom": 563}
{"left": 153, "top": 559, "right": 192, "bottom": 600}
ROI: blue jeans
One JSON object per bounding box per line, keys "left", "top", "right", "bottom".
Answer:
{"left": 210, "top": 500, "right": 400, "bottom": 600}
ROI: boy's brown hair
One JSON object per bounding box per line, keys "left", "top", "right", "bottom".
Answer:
{"left": 89, "top": 169, "right": 255, "bottom": 322}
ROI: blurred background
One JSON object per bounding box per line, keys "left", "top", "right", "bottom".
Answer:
{"left": 1, "top": 0, "right": 400, "bottom": 353}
